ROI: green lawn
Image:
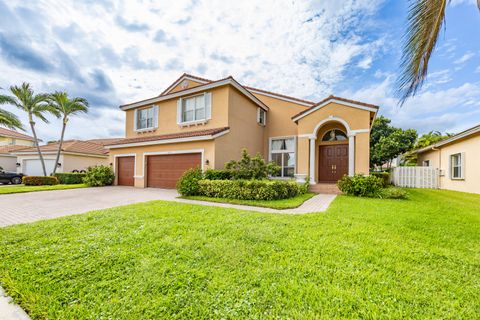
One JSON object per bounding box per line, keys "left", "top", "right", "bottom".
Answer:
{"left": 0, "top": 184, "right": 88, "bottom": 195}
{"left": 1, "top": 189, "right": 479, "bottom": 319}
{"left": 181, "top": 192, "right": 316, "bottom": 209}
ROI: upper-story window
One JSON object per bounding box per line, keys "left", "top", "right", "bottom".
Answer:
{"left": 257, "top": 108, "right": 266, "bottom": 125}
{"left": 177, "top": 92, "right": 211, "bottom": 125}
{"left": 134, "top": 105, "right": 158, "bottom": 131}
{"left": 322, "top": 129, "right": 347, "bottom": 141}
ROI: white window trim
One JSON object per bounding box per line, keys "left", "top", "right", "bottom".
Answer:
{"left": 257, "top": 107, "right": 266, "bottom": 126}
{"left": 134, "top": 105, "right": 158, "bottom": 132}
{"left": 450, "top": 152, "right": 465, "bottom": 180}
{"left": 422, "top": 160, "right": 430, "bottom": 167}
{"left": 268, "top": 135, "right": 297, "bottom": 178}
{"left": 177, "top": 92, "right": 211, "bottom": 127}
{"left": 113, "top": 154, "right": 137, "bottom": 180}
{"left": 140, "top": 149, "right": 205, "bottom": 179}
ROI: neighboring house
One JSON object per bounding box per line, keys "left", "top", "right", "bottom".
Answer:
{"left": 12, "top": 139, "right": 121, "bottom": 176}
{"left": 415, "top": 124, "right": 480, "bottom": 194}
{"left": 106, "top": 73, "right": 378, "bottom": 188}
{"left": 0, "top": 127, "right": 36, "bottom": 171}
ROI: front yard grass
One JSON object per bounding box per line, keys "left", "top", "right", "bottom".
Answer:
{"left": 0, "top": 183, "right": 88, "bottom": 195}
{"left": 0, "top": 189, "right": 479, "bottom": 318}
{"left": 181, "top": 192, "right": 316, "bottom": 209}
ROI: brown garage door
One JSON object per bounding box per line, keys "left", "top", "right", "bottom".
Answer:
{"left": 147, "top": 153, "right": 201, "bottom": 188}
{"left": 117, "top": 156, "right": 135, "bottom": 186}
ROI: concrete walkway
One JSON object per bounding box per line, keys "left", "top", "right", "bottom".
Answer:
{"left": 0, "top": 287, "right": 30, "bottom": 320}
{"left": 0, "top": 186, "right": 335, "bottom": 227}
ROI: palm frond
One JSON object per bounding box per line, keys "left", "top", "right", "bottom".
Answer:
{"left": 396, "top": 0, "right": 447, "bottom": 105}
{"left": 0, "top": 108, "right": 23, "bottom": 130}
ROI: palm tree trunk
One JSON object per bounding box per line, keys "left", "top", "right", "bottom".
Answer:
{"left": 29, "top": 117, "right": 47, "bottom": 176}
{"left": 52, "top": 120, "right": 67, "bottom": 174}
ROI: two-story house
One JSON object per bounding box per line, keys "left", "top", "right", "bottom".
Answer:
{"left": 0, "top": 127, "right": 36, "bottom": 172}
{"left": 106, "top": 74, "right": 378, "bottom": 189}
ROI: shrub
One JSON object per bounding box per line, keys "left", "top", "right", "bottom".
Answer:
{"left": 176, "top": 167, "right": 203, "bottom": 196}
{"left": 225, "top": 149, "right": 280, "bottom": 180}
{"left": 83, "top": 165, "right": 114, "bottom": 187}
{"left": 197, "top": 179, "right": 305, "bottom": 200}
{"left": 23, "top": 176, "right": 58, "bottom": 186}
{"left": 370, "top": 171, "right": 391, "bottom": 187}
{"left": 203, "top": 169, "right": 232, "bottom": 180}
{"left": 53, "top": 173, "right": 86, "bottom": 184}
{"left": 337, "top": 174, "right": 383, "bottom": 197}
{"left": 378, "top": 187, "right": 408, "bottom": 199}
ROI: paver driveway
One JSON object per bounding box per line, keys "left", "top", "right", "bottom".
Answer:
{"left": 0, "top": 186, "right": 178, "bottom": 227}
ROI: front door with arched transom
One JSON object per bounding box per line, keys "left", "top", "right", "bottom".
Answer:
{"left": 318, "top": 144, "right": 348, "bottom": 182}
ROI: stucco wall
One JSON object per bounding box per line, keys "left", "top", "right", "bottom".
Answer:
{"left": 125, "top": 86, "right": 229, "bottom": 139}
{"left": 62, "top": 154, "right": 109, "bottom": 173}
{"left": 108, "top": 140, "right": 215, "bottom": 188}
{"left": 0, "top": 137, "right": 34, "bottom": 146}
{"left": 215, "top": 87, "right": 265, "bottom": 167}
{"left": 417, "top": 134, "right": 480, "bottom": 194}
{"left": 0, "top": 155, "right": 16, "bottom": 172}
{"left": 168, "top": 79, "right": 205, "bottom": 94}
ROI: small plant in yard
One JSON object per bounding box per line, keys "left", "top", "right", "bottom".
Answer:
{"left": 337, "top": 174, "right": 383, "bottom": 197}
{"left": 370, "top": 171, "right": 391, "bottom": 187}
{"left": 225, "top": 149, "right": 280, "bottom": 180}
{"left": 176, "top": 167, "right": 203, "bottom": 196}
{"left": 23, "top": 176, "right": 58, "bottom": 186}
{"left": 53, "top": 173, "right": 86, "bottom": 184}
{"left": 83, "top": 165, "right": 114, "bottom": 187}
{"left": 378, "top": 187, "right": 408, "bottom": 199}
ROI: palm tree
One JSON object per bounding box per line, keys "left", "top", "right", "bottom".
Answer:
{"left": 397, "top": 0, "right": 480, "bottom": 104}
{"left": 48, "top": 92, "right": 89, "bottom": 174}
{"left": 0, "top": 83, "right": 55, "bottom": 176}
{"left": 0, "top": 94, "right": 23, "bottom": 130}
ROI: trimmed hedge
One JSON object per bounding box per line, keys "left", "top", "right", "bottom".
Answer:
{"left": 53, "top": 173, "right": 86, "bottom": 184}
{"left": 23, "top": 176, "right": 59, "bottom": 186}
{"left": 203, "top": 169, "right": 232, "bottom": 180}
{"left": 198, "top": 179, "right": 305, "bottom": 200}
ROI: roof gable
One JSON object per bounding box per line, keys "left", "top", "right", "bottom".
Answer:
{"left": 160, "top": 73, "right": 211, "bottom": 96}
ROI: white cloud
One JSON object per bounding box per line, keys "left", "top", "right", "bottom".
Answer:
{"left": 0, "top": 0, "right": 387, "bottom": 141}
{"left": 454, "top": 51, "right": 475, "bottom": 64}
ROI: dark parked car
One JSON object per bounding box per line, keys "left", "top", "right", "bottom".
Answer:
{"left": 0, "top": 170, "right": 24, "bottom": 184}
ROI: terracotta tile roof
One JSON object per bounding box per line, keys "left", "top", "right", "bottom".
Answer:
{"left": 291, "top": 95, "right": 380, "bottom": 120}
{"left": 0, "top": 127, "right": 35, "bottom": 141}
{"left": 243, "top": 86, "right": 315, "bottom": 105}
{"left": 13, "top": 140, "right": 108, "bottom": 156}
{"left": 106, "top": 127, "right": 230, "bottom": 146}
{"left": 86, "top": 138, "right": 124, "bottom": 146}
{"left": 0, "top": 145, "right": 29, "bottom": 155}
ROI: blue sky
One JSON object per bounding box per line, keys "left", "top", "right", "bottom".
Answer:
{"left": 0, "top": 0, "right": 479, "bottom": 141}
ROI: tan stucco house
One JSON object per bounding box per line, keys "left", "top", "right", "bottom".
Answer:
{"left": 106, "top": 74, "right": 378, "bottom": 189}
{"left": 13, "top": 139, "right": 120, "bottom": 176}
{"left": 0, "top": 127, "right": 36, "bottom": 172}
{"left": 416, "top": 124, "right": 480, "bottom": 194}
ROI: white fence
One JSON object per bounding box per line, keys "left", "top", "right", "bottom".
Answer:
{"left": 391, "top": 166, "right": 439, "bottom": 189}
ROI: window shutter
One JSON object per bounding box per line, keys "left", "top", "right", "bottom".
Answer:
{"left": 205, "top": 92, "right": 212, "bottom": 120}
{"left": 176, "top": 98, "right": 183, "bottom": 124}
{"left": 461, "top": 152, "right": 465, "bottom": 179}
{"left": 448, "top": 154, "right": 452, "bottom": 179}
{"left": 153, "top": 105, "right": 159, "bottom": 128}
{"left": 263, "top": 109, "right": 266, "bottom": 125}
{"left": 133, "top": 109, "right": 138, "bottom": 130}
{"left": 257, "top": 108, "right": 260, "bottom": 123}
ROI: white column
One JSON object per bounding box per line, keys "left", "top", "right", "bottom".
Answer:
{"left": 309, "top": 137, "right": 316, "bottom": 184}
{"left": 348, "top": 134, "right": 355, "bottom": 176}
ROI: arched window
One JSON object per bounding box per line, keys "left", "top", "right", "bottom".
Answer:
{"left": 322, "top": 129, "right": 347, "bottom": 142}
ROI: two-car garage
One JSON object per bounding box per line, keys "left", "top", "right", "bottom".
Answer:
{"left": 116, "top": 152, "right": 202, "bottom": 188}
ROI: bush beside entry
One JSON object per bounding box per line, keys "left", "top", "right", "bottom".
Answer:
{"left": 337, "top": 174, "right": 407, "bottom": 199}
{"left": 176, "top": 168, "right": 203, "bottom": 196}
{"left": 83, "top": 165, "right": 114, "bottom": 187}
{"left": 23, "top": 176, "right": 59, "bottom": 186}
{"left": 225, "top": 149, "right": 279, "bottom": 180}
{"left": 53, "top": 173, "right": 86, "bottom": 184}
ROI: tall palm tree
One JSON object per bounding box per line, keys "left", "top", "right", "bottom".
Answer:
{"left": 0, "top": 83, "right": 55, "bottom": 176}
{"left": 0, "top": 94, "right": 23, "bottom": 130}
{"left": 397, "top": 0, "right": 480, "bottom": 105}
{"left": 48, "top": 92, "right": 89, "bottom": 174}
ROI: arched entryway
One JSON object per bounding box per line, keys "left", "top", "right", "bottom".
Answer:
{"left": 317, "top": 124, "right": 349, "bottom": 182}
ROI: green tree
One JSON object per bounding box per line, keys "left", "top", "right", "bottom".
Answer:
{"left": 0, "top": 83, "right": 55, "bottom": 176}
{"left": 48, "top": 92, "right": 89, "bottom": 174}
{"left": 397, "top": 1, "right": 480, "bottom": 104}
{"left": 403, "top": 130, "right": 453, "bottom": 165}
{"left": 0, "top": 94, "right": 23, "bottom": 130}
{"left": 370, "top": 116, "right": 396, "bottom": 168}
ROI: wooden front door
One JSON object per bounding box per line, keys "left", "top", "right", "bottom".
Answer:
{"left": 318, "top": 144, "right": 348, "bottom": 182}
{"left": 146, "top": 153, "right": 201, "bottom": 189}
{"left": 117, "top": 156, "right": 135, "bottom": 186}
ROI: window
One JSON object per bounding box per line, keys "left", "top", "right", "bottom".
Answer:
{"left": 182, "top": 95, "right": 205, "bottom": 122}
{"left": 322, "top": 129, "right": 347, "bottom": 141}
{"left": 450, "top": 153, "right": 463, "bottom": 179}
{"left": 257, "top": 108, "right": 266, "bottom": 125}
{"left": 9, "top": 138, "right": 16, "bottom": 145}
{"left": 422, "top": 160, "right": 430, "bottom": 167}
{"left": 270, "top": 137, "right": 295, "bottom": 178}
{"left": 135, "top": 106, "right": 157, "bottom": 130}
